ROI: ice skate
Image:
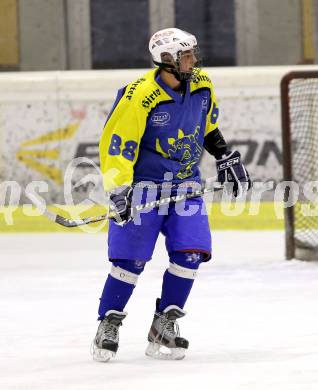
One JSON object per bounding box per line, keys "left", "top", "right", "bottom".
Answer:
{"left": 91, "top": 310, "right": 127, "bottom": 362}
{"left": 145, "top": 299, "right": 189, "bottom": 360}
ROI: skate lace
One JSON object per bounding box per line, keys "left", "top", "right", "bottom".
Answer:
{"left": 159, "top": 314, "right": 179, "bottom": 340}
{"left": 101, "top": 320, "right": 119, "bottom": 342}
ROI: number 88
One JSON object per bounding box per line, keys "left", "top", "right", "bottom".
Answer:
{"left": 108, "top": 134, "right": 137, "bottom": 162}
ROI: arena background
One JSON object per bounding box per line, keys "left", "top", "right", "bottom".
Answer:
{"left": 2, "top": 3, "right": 318, "bottom": 390}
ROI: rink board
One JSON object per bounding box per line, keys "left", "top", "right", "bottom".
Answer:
{"left": 0, "top": 202, "right": 285, "bottom": 232}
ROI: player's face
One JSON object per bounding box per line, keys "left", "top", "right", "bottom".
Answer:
{"left": 179, "top": 50, "right": 198, "bottom": 73}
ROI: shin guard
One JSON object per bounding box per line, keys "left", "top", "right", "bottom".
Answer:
{"left": 159, "top": 251, "right": 203, "bottom": 312}
{"left": 98, "top": 260, "right": 145, "bottom": 320}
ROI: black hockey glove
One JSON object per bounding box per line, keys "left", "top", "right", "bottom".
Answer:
{"left": 109, "top": 186, "right": 133, "bottom": 225}
{"left": 216, "top": 150, "right": 251, "bottom": 197}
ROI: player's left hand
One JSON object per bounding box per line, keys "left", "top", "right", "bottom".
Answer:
{"left": 109, "top": 186, "right": 133, "bottom": 226}
{"left": 216, "top": 150, "right": 251, "bottom": 197}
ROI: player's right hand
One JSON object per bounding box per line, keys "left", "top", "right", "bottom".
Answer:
{"left": 109, "top": 186, "right": 133, "bottom": 226}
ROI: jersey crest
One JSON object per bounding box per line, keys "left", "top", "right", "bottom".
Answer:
{"left": 155, "top": 126, "right": 202, "bottom": 180}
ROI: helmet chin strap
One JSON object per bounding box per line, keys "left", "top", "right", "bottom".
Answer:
{"left": 179, "top": 72, "right": 193, "bottom": 81}
{"left": 157, "top": 63, "right": 192, "bottom": 82}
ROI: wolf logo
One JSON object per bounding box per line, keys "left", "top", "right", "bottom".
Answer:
{"left": 168, "top": 126, "right": 202, "bottom": 179}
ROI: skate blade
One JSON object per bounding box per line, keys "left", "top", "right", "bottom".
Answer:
{"left": 145, "top": 342, "right": 186, "bottom": 360}
{"left": 91, "top": 342, "right": 116, "bottom": 362}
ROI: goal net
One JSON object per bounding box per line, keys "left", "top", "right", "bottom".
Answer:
{"left": 281, "top": 71, "right": 318, "bottom": 260}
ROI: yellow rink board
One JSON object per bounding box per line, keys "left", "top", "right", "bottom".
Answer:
{"left": 0, "top": 202, "right": 284, "bottom": 233}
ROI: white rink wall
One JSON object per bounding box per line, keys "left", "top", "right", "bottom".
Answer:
{"left": 1, "top": 65, "right": 318, "bottom": 204}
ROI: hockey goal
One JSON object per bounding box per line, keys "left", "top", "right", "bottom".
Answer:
{"left": 281, "top": 71, "right": 318, "bottom": 260}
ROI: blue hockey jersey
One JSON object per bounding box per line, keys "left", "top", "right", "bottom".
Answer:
{"left": 99, "top": 68, "right": 219, "bottom": 191}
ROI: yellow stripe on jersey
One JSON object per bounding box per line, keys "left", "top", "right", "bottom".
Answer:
{"left": 99, "top": 69, "right": 172, "bottom": 191}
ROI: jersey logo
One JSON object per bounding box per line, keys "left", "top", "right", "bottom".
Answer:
{"left": 192, "top": 74, "right": 211, "bottom": 84}
{"left": 202, "top": 96, "right": 208, "bottom": 111}
{"left": 126, "top": 78, "right": 146, "bottom": 100}
{"left": 155, "top": 126, "right": 202, "bottom": 180}
{"left": 141, "top": 88, "right": 161, "bottom": 108}
{"left": 151, "top": 112, "right": 170, "bottom": 126}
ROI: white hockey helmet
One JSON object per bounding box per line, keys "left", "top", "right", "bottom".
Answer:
{"left": 149, "top": 28, "right": 200, "bottom": 80}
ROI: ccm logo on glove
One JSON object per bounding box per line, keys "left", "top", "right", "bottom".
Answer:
{"left": 217, "top": 157, "right": 240, "bottom": 171}
{"left": 215, "top": 150, "right": 251, "bottom": 198}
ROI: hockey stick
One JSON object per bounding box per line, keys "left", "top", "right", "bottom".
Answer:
{"left": 34, "top": 183, "right": 223, "bottom": 228}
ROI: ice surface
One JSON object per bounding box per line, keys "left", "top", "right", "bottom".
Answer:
{"left": 1, "top": 231, "right": 318, "bottom": 390}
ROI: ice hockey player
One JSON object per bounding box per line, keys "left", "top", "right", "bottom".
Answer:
{"left": 92, "top": 28, "right": 251, "bottom": 362}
